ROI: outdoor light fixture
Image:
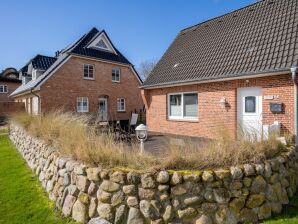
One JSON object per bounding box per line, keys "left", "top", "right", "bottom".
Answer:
{"left": 135, "top": 124, "right": 148, "bottom": 154}
{"left": 220, "top": 97, "right": 227, "bottom": 108}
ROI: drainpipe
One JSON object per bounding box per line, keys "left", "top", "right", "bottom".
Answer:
{"left": 291, "top": 67, "right": 298, "bottom": 145}
{"left": 30, "top": 88, "right": 41, "bottom": 115}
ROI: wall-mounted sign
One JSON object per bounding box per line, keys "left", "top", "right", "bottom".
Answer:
{"left": 264, "top": 95, "right": 279, "bottom": 100}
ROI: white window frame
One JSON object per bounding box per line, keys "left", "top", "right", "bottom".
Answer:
{"left": 243, "top": 96, "right": 259, "bottom": 116}
{"left": 117, "top": 98, "right": 126, "bottom": 112}
{"left": 167, "top": 92, "right": 198, "bottom": 121}
{"left": 0, "top": 85, "right": 8, "bottom": 93}
{"left": 112, "top": 68, "right": 121, "bottom": 83}
{"left": 77, "top": 97, "right": 89, "bottom": 113}
{"left": 83, "top": 64, "right": 94, "bottom": 80}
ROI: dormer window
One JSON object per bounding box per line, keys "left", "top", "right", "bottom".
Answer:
{"left": 86, "top": 32, "right": 117, "bottom": 54}
{"left": 112, "top": 68, "right": 120, "bottom": 82}
{"left": 83, "top": 64, "right": 94, "bottom": 79}
{"left": 22, "top": 74, "right": 32, "bottom": 85}
{"left": 96, "top": 39, "right": 108, "bottom": 50}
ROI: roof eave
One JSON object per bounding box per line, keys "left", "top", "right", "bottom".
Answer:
{"left": 141, "top": 68, "right": 291, "bottom": 89}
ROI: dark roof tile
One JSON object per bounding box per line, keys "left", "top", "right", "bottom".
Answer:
{"left": 143, "top": 0, "right": 298, "bottom": 88}
{"left": 20, "top": 55, "right": 57, "bottom": 74}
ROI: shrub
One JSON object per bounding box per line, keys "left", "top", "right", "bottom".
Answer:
{"left": 11, "top": 112, "right": 289, "bottom": 171}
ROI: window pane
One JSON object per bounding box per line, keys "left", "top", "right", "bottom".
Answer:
{"left": 184, "top": 93, "right": 198, "bottom": 117}
{"left": 117, "top": 99, "right": 125, "bottom": 111}
{"left": 84, "top": 65, "right": 93, "bottom": 78}
{"left": 112, "top": 69, "right": 120, "bottom": 81}
{"left": 245, "top": 96, "right": 256, "bottom": 113}
{"left": 170, "top": 95, "right": 182, "bottom": 116}
{"left": 89, "top": 66, "right": 93, "bottom": 78}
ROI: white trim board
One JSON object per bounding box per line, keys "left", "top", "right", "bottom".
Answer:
{"left": 141, "top": 70, "right": 291, "bottom": 89}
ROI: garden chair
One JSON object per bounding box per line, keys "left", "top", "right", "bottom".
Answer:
{"left": 120, "top": 113, "right": 138, "bottom": 142}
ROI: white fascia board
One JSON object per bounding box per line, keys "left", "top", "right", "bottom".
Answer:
{"left": 10, "top": 89, "right": 39, "bottom": 98}
{"left": 141, "top": 70, "right": 291, "bottom": 89}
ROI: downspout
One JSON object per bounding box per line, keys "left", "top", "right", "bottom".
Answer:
{"left": 30, "top": 88, "right": 41, "bottom": 115}
{"left": 291, "top": 67, "right": 298, "bottom": 145}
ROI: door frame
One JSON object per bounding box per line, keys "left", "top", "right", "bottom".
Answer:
{"left": 237, "top": 87, "right": 263, "bottom": 138}
{"left": 98, "top": 97, "right": 108, "bottom": 121}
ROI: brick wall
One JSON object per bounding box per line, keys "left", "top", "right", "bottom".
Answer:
{"left": 0, "top": 81, "right": 21, "bottom": 102}
{"left": 0, "top": 102, "right": 25, "bottom": 116}
{"left": 39, "top": 56, "right": 143, "bottom": 120}
{"left": 144, "top": 74, "right": 294, "bottom": 139}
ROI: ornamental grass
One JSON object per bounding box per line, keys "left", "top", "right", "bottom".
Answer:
{"left": 11, "top": 112, "right": 290, "bottom": 171}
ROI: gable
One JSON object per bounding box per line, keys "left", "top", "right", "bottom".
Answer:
{"left": 86, "top": 32, "right": 117, "bottom": 54}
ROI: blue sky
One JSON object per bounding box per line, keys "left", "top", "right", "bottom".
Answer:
{"left": 0, "top": 0, "right": 255, "bottom": 71}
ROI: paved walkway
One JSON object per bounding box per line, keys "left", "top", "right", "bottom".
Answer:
{"left": 143, "top": 132, "right": 210, "bottom": 155}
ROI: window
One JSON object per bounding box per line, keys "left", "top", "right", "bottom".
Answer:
{"left": 0, "top": 85, "right": 8, "bottom": 93}
{"left": 168, "top": 92, "right": 198, "bottom": 120}
{"left": 83, "top": 64, "right": 94, "bottom": 79}
{"left": 112, "top": 68, "right": 120, "bottom": 82}
{"left": 117, "top": 98, "right": 125, "bottom": 112}
{"left": 77, "top": 97, "right": 89, "bottom": 112}
{"left": 245, "top": 96, "right": 256, "bottom": 113}
{"left": 96, "top": 39, "right": 108, "bottom": 50}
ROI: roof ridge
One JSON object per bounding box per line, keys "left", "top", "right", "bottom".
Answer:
{"left": 180, "top": 0, "right": 271, "bottom": 33}
{"left": 36, "top": 54, "right": 56, "bottom": 59}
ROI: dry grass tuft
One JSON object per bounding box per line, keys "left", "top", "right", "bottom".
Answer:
{"left": 11, "top": 112, "right": 290, "bottom": 171}
{"left": 12, "top": 112, "right": 159, "bottom": 170}
{"left": 162, "top": 124, "right": 289, "bottom": 170}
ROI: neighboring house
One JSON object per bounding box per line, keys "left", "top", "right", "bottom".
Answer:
{"left": 0, "top": 68, "right": 21, "bottom": 102}
{"left": 15, "top": 54, "right": 57, "bottom": 114}
{"left": 11, "top": 28, "right": 143, "bottom": 122}
{"left": 141, "top": 0, "right": 298, "bottom": 141}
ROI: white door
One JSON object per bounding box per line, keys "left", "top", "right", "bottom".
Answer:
{"left": 237, "top": 87, "right": 262, "bottom": 139}
{"left": 98, "top": 98, "right": 108, "bottom": 121}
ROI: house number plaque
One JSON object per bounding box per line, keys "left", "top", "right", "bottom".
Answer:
{"left": 264, "top": 95, "right": 279, "bottom": 100}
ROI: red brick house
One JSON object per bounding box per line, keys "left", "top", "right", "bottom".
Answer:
{"left": 0, "top": 68, "right": 21, "bottom": 102}
{"left": 11, "top": 28, "right": 144, "bottom": 122}
{"left": 141, "top": 0, "right": 298, "bottom": 141}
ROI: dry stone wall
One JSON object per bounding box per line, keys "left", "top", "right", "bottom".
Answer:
{"left": 9, "top": 124, "right": 298, "bottom": 224}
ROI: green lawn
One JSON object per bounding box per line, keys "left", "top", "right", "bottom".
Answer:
{"left": 0, "top": 134, "right": 76, "bottom": 224}
{"left": 263, "top": 194, "right": 298, "bottom": 224}
{"left": 0, "top": 128, "right": 8, "bottom": 135}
